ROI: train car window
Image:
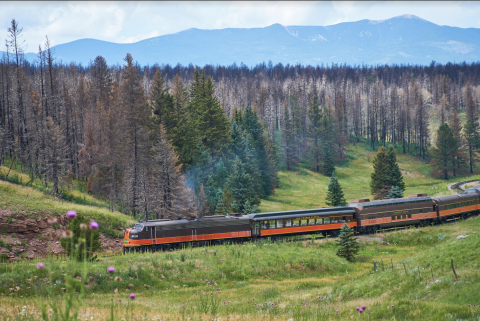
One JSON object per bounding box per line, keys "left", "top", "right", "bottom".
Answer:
{"left": 293, "top": 220, "right": 300, "bottom": 227}
{"left": 134, "top": 224, "right": 143, "bottom": 229}
{"left": 346, "top": 216, "right": 351, "bottom": 222}
{"left": 419, "top": 209, "right": 423, "bottom": 213}
{"left": 317, "top": 218, "right": 323, "bottom": 224}
{"left": 285, "top": 219, "right": 292, "bottom": 227}
{"left": 391, "top": 216, "right": 395, "bottom": 220}
{"left": 261, "top": 222, "right": 266, "bottom": 229}
{"left": 408, "top": 214, "right": 412, "bottom": 218}
{"left": 339, "top": 217, "right": 346, "bottom": 223}
{"left": 269, "top": 220, "right": 275, "bottom": 229}
{"left": 301, "top": 219, "right": 307, "bottom": 226}
{"left": 308, "top": 219, "right": 315, "bottom": 225}
{"left": 145, "top": 227, "right": 149, "bottom": 232}
{"left": 277, "top": 220, "right": 284, "bottom": 228}
{"left": 397, "top": 215, "right": 401, "bottom": 220}
{"left": 331, "top": 217, "right": 338, "bottom": 223}
{"left": 324, "top": 218, "right": 330, "bottom": 224}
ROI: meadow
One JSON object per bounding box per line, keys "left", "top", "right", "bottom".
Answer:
{"left": 259, "top": 143, "right": 480, "bottom": 212}
{"left": 1, "top": 214, "right": 479, "bottom": 320}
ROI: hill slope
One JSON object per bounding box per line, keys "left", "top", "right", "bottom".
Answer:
{"left": 260, "top": 144, "right": 480, "bottom": 212}
{"left": 8, "top": 14, "right": 480, "bottom": 66}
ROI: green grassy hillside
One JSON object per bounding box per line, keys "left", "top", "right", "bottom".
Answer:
{"left": 260, "top": 144, "right": 480, "bottom": 213}
{"left": 0, "top": 164, "right": 134, "bottom": 238}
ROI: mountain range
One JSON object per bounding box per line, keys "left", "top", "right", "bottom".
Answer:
{"left": 4, "top": 14, "right": 480, "bottom": 67}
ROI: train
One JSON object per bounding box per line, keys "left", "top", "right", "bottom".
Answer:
{"left": 123, "top": 185, "right": 480, "bottom": 252}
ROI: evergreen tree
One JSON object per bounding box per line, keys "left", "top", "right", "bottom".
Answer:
{"left": 214, "top": 197, "right": 228, "bottom": 215}
{"left": 385, "top": 186, "right": 404, "bottom": 199}
{"left": 221, "top": 185, "right": 234, "bottom": 214}
{"left": 241, "top": 199, "right": 259, "bottom": 215}
{"left": 325, "top": 172, "right": 347, "bottom": 206}
{"left": 370, "top": 146, "right": 390, "bottom": 199}
{"left": 336, "top": 224, "right": 360, "bottom": 262}
{"left": 386, "top": 146, "right": 405, "bottom": 191}
{"left": 150, "top": 69, "right": 176, "bottom": 137}
{"left": 430, "top": 123, "right": 458, "bottom": 180}
{"left": 227, "top": 156, "right": 260, "bottom": 213}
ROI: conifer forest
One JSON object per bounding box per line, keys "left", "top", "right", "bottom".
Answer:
{"left": 1, "top": 21, "right": 480, "bottom": 220}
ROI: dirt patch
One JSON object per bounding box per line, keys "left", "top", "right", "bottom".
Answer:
{"left": 0, "top": 210, "right": 122, "bottom": 261}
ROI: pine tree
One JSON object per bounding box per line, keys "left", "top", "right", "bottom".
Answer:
{"left": 227, "top": 156, "right": 260, "bottom": 213}
{"left": 430, "top": 123, "right": 458, "bottom": 180}
{"left": 336, "top": 224, "right": 360, "bottom": 262}
{"left": 196, "top": 184, "right": 209, "bottom": 217}
{"left": 214, "top": 197, "right": 228, "bottom": 215}
{"left": 370, "top": 146, "right": 390, "bottom": 199}
{"left": 386, "top": 146, "right": 405, "bottom": 192}
{"left": 320, "top": 106, "right": 336, "bottom": 176}
{"left": 284, "top": 107, "right": 297, "bottom": 170}
{"left": 449, "top": 102, "right": 463, "bottom": 177}
{"left": 150, "top": 69, "right": 176, "bottom": 137}
{"left": 241, "top": 199, "right": 259, "bottom": 215}
{"left": 385, "top": 186, "right": 404, "bottom": 199}
{"left": 221, "top": 185, "right": 234, "bottom": 214}
{"left": 325, "top": 172, "right": 347, "bottom": 207}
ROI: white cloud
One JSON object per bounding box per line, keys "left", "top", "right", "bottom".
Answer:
{"left": 0, "top": 1, "right": 479, "bottom": 53}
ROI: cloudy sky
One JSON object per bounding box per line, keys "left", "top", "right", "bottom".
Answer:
{"left": 1, "top": 1, "right": 479, "bottom": 52}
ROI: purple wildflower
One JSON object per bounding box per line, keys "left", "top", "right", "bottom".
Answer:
{"left": 129, "top": 293, "right": 136, "bottom": 300}
{"left": 67, "top": 210, "right": 77, "bottom": 218}
{"left": 37, "top": 262, "right": 45, "bottom": 269}
{"left": 362, "top": 305, "right": 366, "bottom": 310}
{"left": 90, "top": 221, "right": 99, "bottom": 230}
{"left": 108, "top": 266, "right": 115, "bottom": 273}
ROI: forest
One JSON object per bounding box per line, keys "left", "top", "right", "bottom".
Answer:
{"left": 1, "top": 20, "right": 480, "bottom": 220}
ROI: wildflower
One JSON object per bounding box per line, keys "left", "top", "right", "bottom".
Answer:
{"left": 115, "top": 276, "right": 121, "bottom": 282}
{"left": 80, "top": 223, "right": 87, "bottom": 231}
{"left": 359, "top": 309, "right": 364, "bottom": 313}
{"left": 129, "top": 293, "right": 136, "bottom": 300}
{"left": 62, "top": 230, "right": 73, "bottom": 239}
{"left": 37, "top": 262, "right": 45, "bottom": 269}
{"left": 391, "top": 305, "right": 394, "bottom": 307}
{"left": 468, "top": 304, "right": 471, "bottom": 307}
{"left": 362, "top": 305, "right": 366, "bottom": 310}
{"left": 47, "top": 217, "right": 58, "bottom": 225}
{"left": 356, "top": 307, "right": 360, "bottom": 311}
{"left": 252, "top": 298, "right": 255, "bottom": 300}
{"left": 336, "top": 310, "right": 339, "bottom": 314}
{"left": 405, "top": 309, "right": 407, "bottom": 311}
{"left": 67, "top": 210, "right": 77, "bottom": 218}
{"left": 90, "top": 221, "right": 99, "bottom": 230}
{"left": 108, "top": 266, "right": 115, "bottom": 273}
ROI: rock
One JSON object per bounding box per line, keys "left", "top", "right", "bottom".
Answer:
{"left": 37, "top": 219, "right": 48, "bottom": 229}
{"left": 7, "top": 224, "right": 27, "bottom": 233}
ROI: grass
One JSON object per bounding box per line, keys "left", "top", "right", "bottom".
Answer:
{"left": 0, "top": 168, "right": 134, "bottom": 238}
{"left": 259, "top": 144, "right": 480, "bottom": 213}
{"left": 0, "top": 215, "right": 479, "bottom": 320}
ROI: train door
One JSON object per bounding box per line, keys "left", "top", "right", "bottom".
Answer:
{"left": 252, "top": 222, "right": 260, "bottom": 236}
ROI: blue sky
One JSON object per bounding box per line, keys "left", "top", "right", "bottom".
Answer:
{"left": 1, "top": 1, "right": 479, "bottom": 52}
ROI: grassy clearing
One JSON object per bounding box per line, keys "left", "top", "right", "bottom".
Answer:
{"left": 260, "top": 144, "right": 480, "bottom": 213}
{"left": 1, "top": 215, "right": 479, "bottom": 320}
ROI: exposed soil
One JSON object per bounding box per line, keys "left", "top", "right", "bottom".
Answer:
{"left": 0, "top": 209, "right": 123, "bottom": 262}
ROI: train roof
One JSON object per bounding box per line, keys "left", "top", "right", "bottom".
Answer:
{"left": 354, "top": 196, "right": 432, "bottom": 209}
{"left": 139, "top": 215, "right": 249, "bottom": 227}
{"left": 247, "top": 207, "right": 355, "bottom": 221}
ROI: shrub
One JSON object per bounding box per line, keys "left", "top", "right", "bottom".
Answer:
{"left": 60, "top": 214, "right": 101, "bottom": 261}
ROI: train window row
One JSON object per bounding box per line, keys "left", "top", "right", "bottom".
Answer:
{"left": 440, "top": 200, "right": 477, "bottom": 211}
{"left": 392, "top": 214, "right": 412, "bottom": 220}
{"left": 260, "top": 216, "right": 352, "bottom": 229}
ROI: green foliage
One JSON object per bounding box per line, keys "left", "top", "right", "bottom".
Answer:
{"left": 60, "top": 214, "right": 101, "bottom": 261}
{"left": 335, "top": 223, "right": 359, "bottom": 261}
{"left": 227, "top": 157, "right": 260, "bottom": 213}
{"left": 371, "top": 146, "right": 405, "bottom": 199}
{"left": 430, "top": 123, "right": 459, "bottom": 180}
{"left": 385, "top": 185, "right": 404, "bottom": 199}
{"left": 325, "top": 172, "right": 346, "bottom": 207}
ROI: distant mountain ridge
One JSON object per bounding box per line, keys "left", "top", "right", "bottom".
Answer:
{"left": 4, "top": 14, "right": 480, "bottom": 67}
